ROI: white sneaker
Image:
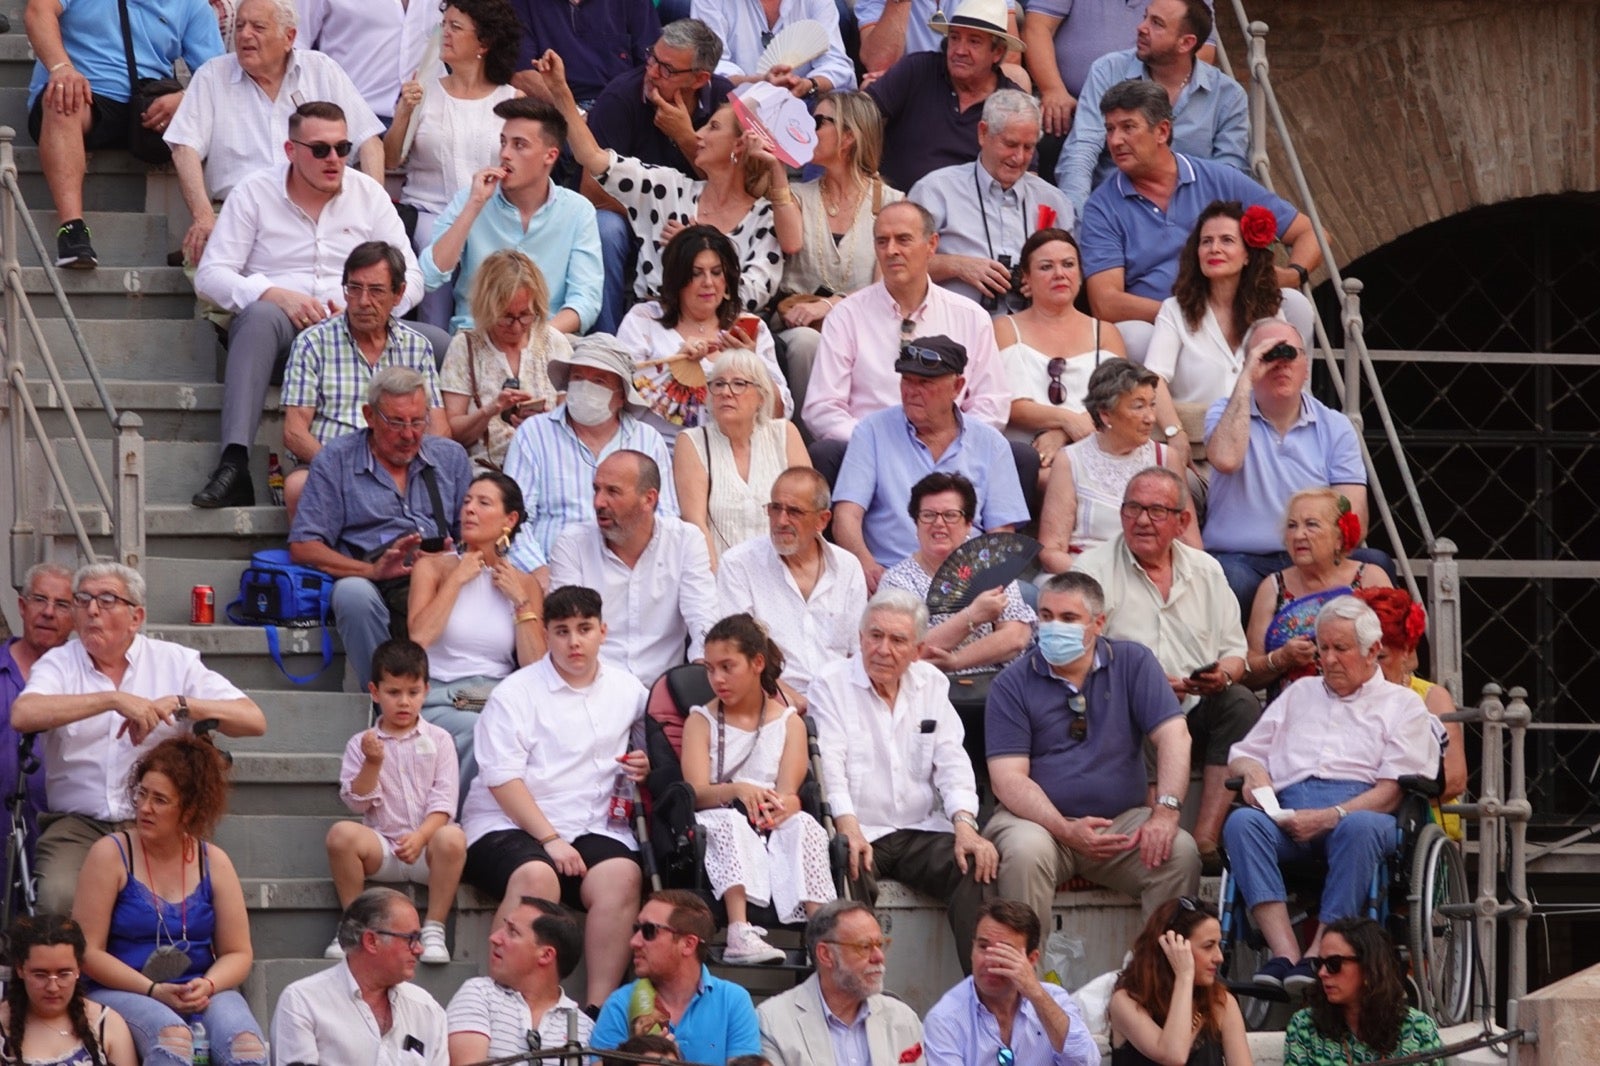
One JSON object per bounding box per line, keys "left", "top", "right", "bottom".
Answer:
{"left": 419, "top": 921, "right": 450, "bottom": 964}
{"left": 721, "top": 922, "right": 785, "bottom": 965}
{"left": 323, "top": 935, "right": 345, "bottom": 960}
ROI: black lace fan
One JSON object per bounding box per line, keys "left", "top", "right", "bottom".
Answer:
{"left": 924, "top": 533, "right": 1041, "bottom": 614}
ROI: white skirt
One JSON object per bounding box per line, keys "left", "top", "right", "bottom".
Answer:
{"left": 696, "top": 807, "right": 836, "bottom": 923}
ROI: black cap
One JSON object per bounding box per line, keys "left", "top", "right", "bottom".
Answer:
{"left": 895, "top": 334, "right": 968, "bottom": 378}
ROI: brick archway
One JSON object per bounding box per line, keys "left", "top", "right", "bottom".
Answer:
{"left": 1236, "top": 1, "right": 1600, "bottom": 266}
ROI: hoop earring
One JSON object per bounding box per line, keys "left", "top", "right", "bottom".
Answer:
{"left": 496, "top": 529, "right": 512, "bottom": 557}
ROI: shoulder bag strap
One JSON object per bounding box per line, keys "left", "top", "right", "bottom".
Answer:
{"left": 464, "top": 334, "right": 498, "bottom": 465}
{"left": 114, "top": 0, "right": 142, "bottom": 97}
{"left": 419, "top": 464, "right": 449, "bottom": 539}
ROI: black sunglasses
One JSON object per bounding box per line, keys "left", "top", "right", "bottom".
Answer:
{"left": 1166, "top": 895, "right": 1216, "bottom": 928}
{"left": 632, "top": 920, "right": 681, "bottom": 942}
{"left": 1068, "top": 694, "right": 1087, "bottom": 742}
{"left": 901, "top": 343, "right": 948, "bottom": 369}
{"left": 292, "top": 138, "right": 354, "bottom": 159}
{"left": 1309, "top": 953, "right": 1359, "bottom": 975}
{"left": 1046, "top": 356, "right": 1067, "bottom": 406}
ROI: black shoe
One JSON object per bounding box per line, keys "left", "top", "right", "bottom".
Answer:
{"left": 192, "top": 462, "right": 255, "bottom": 508}
{"left": 55, "top": 219, "right": 97, "bottom": 269}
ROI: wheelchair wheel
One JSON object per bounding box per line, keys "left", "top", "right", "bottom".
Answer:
{"left": 1224, "top": 928, "right": 1276, "bottom": 1031}
{"left": 1407, "top": 823, "right": 1474, "bottom": 1025}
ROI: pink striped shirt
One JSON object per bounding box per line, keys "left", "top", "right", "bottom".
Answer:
{"left": 339, "top": 719, "right": 460, "bottom": 844}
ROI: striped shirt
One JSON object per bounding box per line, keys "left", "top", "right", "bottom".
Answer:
{"left": 339, "top": 719, "right": 459, "bottom": 846}
{"left": 502, "top": 408, "right": 678, "bottom": 572}
{"left": 281, "top": 315, "right": 443, "bottom": 446}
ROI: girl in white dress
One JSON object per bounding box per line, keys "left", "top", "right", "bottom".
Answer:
{"left": 679, "top": 615, "right": 836, "bottom": 964}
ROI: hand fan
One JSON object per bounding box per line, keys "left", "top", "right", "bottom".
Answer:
{"left": 925, "top": 532, "right": 1041, "bottom": 614}
{"left": 399, "top": 25, "right": 444, "bottom": 162}
{"left": 756, "top": 20, "right": 831, "bottom": 74}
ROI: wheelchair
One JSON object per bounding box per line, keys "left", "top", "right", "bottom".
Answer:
{"left": 1216, "top": 772, "right": 1475, "bottom": 1029}
{"left": 637, "top": 664, "right": 850, "bottom": 969}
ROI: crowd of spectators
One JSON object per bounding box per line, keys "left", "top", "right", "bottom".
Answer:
{"left": 2, "top": 0, "right": 1463, "bottom": 1061}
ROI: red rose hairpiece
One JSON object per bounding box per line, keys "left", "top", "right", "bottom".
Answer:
{"left": 1335, "top": 494, "right": 1361, "bottom": 553}
{"left": 1240, "top": 205, "right": 1277, "bottom": 250}
{"left": 1403, "top": 602, "right": 1428, "bottom": 644}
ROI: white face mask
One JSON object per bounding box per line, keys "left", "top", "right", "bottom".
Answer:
{"left": 565, "top": 379, "right": 617, "bottom": 426}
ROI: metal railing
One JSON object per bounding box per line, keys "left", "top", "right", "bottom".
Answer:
{"left": 0, "top": 126, "right": 145, "bottom": 581}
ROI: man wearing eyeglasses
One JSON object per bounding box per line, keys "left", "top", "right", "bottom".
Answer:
{"left": 983, "top": 570, "right": 1201, "bottom": 933}
{"left": 192, "top": 100, "right": 436, "bottom": 510}
{"left": 757, "top": 900, "right": 924, "bottom": 1066}
{"left": 716, "top": 468, "right": 868, "bottom": 709}
{"left": 0, "top": 564, "right": 76, "bottom": 861}
{"left": 290, "top": 367, "right": 474, "bottom": 691}
{"left": 12, "top": 562, "right": 267, "bottom": 916}
{"left": 278, "top": 242, "right": 450, "bottom": 520}
{"left": 273, "top": 887, "right": 449, "bottom": 1065}
{"left": 592, "top": 889, "right": 761, "bottom": 1063}
{"left": 1075, "top": 466, "right": 1257, "bottom": 873}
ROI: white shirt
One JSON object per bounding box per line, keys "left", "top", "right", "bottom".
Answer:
{"left": 1228, "top": 673, "right": 1441, "bottom": 791}
{"left": 460, "top": 657, "right": 648, "bottom": 848}
{"left": 270, "top": 959, "right": 449, "bottom": 1066}
{"left": 23, "top": 635, "right": 245, "bottom": 821}
{"left": 446, "top": 978, "right": 593, "bottom": 1056}
{"left": 294, "top": 0, "right": 443, "bottom": 119}
{"left": 195, "top": 164, "right": 422, "bottom": 313}
{"left": 716, "top": 535, "right": 865, "bottom": 696}
{"left": 807, "top": 657, "right": 980, "bottom": 841}
{"left": 548, "top": 517, "right": 718, "bottom": 687}
{"left": 1144, "top": 297, "right": 1289, "bottom": 406}
{"left": 164, "top": 49, "right": 384, "bottom": 200}
{"left": 691, "top": 0, "right": 856, "bottom": 91}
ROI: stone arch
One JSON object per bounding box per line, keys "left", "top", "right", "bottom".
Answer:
{"left": 1234, "top": 1, "right": 1600, "bottom": 267}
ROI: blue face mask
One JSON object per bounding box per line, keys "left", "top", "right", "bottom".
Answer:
{"left": 1038, "top": 621, "right": 1087, "bottom": 666}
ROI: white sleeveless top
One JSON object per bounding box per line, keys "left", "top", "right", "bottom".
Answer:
{"left": 690, "top": 703, "right": 797, "bottom": 787}
{"left": 427, "top": 567, "right": 518, "bottom": 682}
{"left": 997, "top": 315, "right": 1117, "bottom": 444}
{"left": 1064, "top": 436, "right": 1166, "bottom": 553}
{"left": 683, "top": 420, "right": 789, "bottom": 558}
{"left": 400, "top": 78, "right": 520, "bottom": 214}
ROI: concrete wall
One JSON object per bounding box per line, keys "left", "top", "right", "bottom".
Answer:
{"left": 1229, "top": 1, "right": 1600, "bottom": 266}
{"left": 1516, "top": 962, "right": 1600, "bottom": 1064}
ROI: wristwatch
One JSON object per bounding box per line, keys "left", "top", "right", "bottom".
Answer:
{"left": 953, "top": 811, "right": 980, "bottom": 830}
{"left": 1155, "top": 793, "right": 1182, "bottom": 812}
{"left": 1289, "top": 263, "right": 1310, "bottom": 287}
{"left": 1334, "top": 804, "right": 1348, "bottom": 821}
{"left": 1162, "top": 424, "right": 1180, "bottom": 440}
{"left": 174, "top": 695, "right": 190, "bottom": 722}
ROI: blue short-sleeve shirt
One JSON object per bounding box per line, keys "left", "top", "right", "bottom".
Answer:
{"left": 986, "top": 640, "right": 1184, "bottom": 818}
{"left": 592, "top": 968, "right": 761, "bottom": 1062}
{"left": 1078, "top": 153, "right": 1298, "bottom": 302}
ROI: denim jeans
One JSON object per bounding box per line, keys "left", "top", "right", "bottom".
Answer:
{"left": 595, "top": 210, "right": 635, "bottom": 335}
{"left": 1222, "top": 777, "right": 1398, "bottom": 923}
{"left": 422, "top": 673, "right": 502, "bottom": 812}
{"left": 89, "top": 987, "right": 264, "bottom": 1066}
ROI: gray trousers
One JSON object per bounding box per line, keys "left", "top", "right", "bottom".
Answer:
{"left": 853, "top": 828, "right": 989, "bottom": 975}
{"left": 35, "top": 812, "right": 131, "bottom": 916}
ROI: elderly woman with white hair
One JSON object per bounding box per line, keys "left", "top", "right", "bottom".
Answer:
{"left": 1222, "top": 594, "right": 1442, "bottom": 993}
{"left": 1037, "top": 357, "right": 1198, "bottom": 573}
{"left": 675, "top": 348, "right": 810, "bottom": 567}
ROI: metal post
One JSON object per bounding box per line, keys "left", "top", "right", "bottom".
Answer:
{"left": 112, "top": 412, "right": 145, "bottom": 571}
{"left": 1474, "top": 684, "right": 1504, "bottom": 1024}
{"left": 1504, "top": 687, "right": 1532, "bottom": 1010}
{"left": 2, "top": 126, "right": 29, "bottom": 588}
{"left": 1340, "top": 278, "right": 1364, "bottom": 422}
{"left": 1246, "top": 23, "right": 1271, "bottom": 187}
{"left": 1429, "top": 538, "right": 1463, "bottom": 705}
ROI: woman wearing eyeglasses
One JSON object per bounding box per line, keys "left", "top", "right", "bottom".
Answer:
{"left": 674, "top": 348, "right": 810, "bottom": 568}
{"left": 0, "top": 913, "right": 137, "bottom": 1066}
{"left": 1038, "top": 359, "right": 1199, "bottom": 574}
{"left": 384, "top": 0, "right": 524, "bottom": 329}
{"left": 681, "top": 614, "right": 836, "bottom": 965}
{"left": 880, "top": 472, "right": 1034, "bottom": 675}
{"left": 997, "top": 229, "right": 1124, "bottom": 483}
{"left": 617, "top": 226, "right": 794, "bottom": 446}
{"left": 73, "top": 736, "right": 265, "bottom": 1065}
{"left": 1283, "top": 918, "right": 1443, "bottom": 1066}
{"left": 1109, "top": 896, "right": 1250, "bottom": 1066}
{"left": 440, "top": 250, "right": 573, "bottom": 472}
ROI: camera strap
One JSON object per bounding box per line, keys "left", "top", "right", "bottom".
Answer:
{"left": 972, "top": 164, "right": 1028, "bottom": 266}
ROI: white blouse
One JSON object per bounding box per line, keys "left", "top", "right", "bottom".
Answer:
{"left": 997, "top": 314, "right": 1114, "bottom": 445}
{"left": 1144, "top": 297, "right": 1289, "bottom": 406}
{"left": 399, "top": 78, "right": 520, "bottom": 215}
{"left": 682, "top": 419, "right": 790, "bottom": 559}
{"left": 781, "top": 177, "right": 903, "bottom": 297}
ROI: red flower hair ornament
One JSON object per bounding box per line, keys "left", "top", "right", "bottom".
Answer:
{"left": 1240, "top": 205, "right": 1278, "bottom": 250}
{"left": 1335, "top": 494, "right": 1362, "bottom": 554}
{"left": 1404, "top": 602, "right": 1428, "bottom": 645}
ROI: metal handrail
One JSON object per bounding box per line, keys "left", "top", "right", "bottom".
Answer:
{"left": 0, "top": 125, "right": 145, "bottom": 578}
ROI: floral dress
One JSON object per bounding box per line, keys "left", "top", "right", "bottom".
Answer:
{"left": 1282, "top": 1007, "right": 1443, "bottom": 1066}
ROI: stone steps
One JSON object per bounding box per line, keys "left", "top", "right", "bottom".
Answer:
{"left": 145, "top": 622, "right": 347, "bottom": 692}
{"left": 20, "top": 209, "right": 171, "bottom": 267}
{"left": 16, "top": 319, "right": 220, "bottom": 382}
{"left": 32, "top": 438, "right": 282, "bottom": 505}
{"left": 15, "top": 264, "right": 198, "bottom": 318}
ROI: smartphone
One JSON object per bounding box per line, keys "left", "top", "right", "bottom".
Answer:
{"left": 736, "top": 314, "right": 762, "bottom": 338}
{"left": 1188, "top": 661, "right": 1219, "bottom": 681}
{"left": 419, "top": 536, "right": 447, "bottom": 553}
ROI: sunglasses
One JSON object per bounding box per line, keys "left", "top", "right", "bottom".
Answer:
{"left": 1309, "top": 953, "right": 1359, "bottom": 975}
{"left": 901, "top": 344, "right": 949, "bottom": 369}
{"left": 292, "top": 138, "right": 354, "bottom": 159}
{"left": 632, "top": 920, "right": 681, "bottom": 942}
{"left": 1046, "top": 357, "right": 1067, "bottom": 406}
{"left": 998, "top": 1049, "right": 1015, "bottom": 1066}
{"left": 1068, "top": 693, "right": 1087, "bottom": 742}
{"left": 1166, "top": 895, "right": 1216, "bottom": 929}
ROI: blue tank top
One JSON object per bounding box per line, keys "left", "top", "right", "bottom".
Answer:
{"left": 104, "top": 833, "right": 215, "bottom": 983}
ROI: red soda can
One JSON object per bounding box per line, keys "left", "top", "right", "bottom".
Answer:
{"left": 191, "top": 585, "right": 215, "bottom": 625}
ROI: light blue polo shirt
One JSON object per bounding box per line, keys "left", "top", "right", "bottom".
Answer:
{"left": 592, "top": 967, "right": 761, "bottom": 1062}
{"left": 834, "top": 405, "right": 1031, "bottom": 567}
{"left": 1078, "top": 152, "right": 1298, "bottom": 301}
{"left": 1201, "top": 392, "right": 1367, "bottom": 554}
{"left": 420, "top": 180, "right": 604, "bottom": 333}
{"left": 28, "top": 0, "right": 223, "bottom": 107}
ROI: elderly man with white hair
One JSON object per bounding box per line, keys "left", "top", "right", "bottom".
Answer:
{"left": 165, "top": 0, "right": 385, "bottom": 265}
{"left": 909, "top": 89, "right": 1076, "bottom": 316}
{"left": 12, "top": 562, "right": 267, "bottom": 915}
{"left": 808, "top": 587, "right": 997, "bottom": 973}
{"left": 1223, "top": 594, "right": 1440, "bottom": 993}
